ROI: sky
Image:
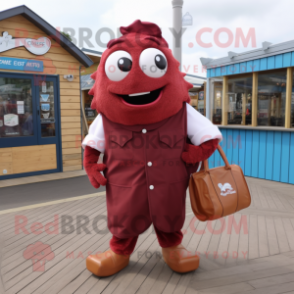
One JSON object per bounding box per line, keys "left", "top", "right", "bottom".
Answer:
{"left": 1, "top": 0, "right": 293, "bottom": 77}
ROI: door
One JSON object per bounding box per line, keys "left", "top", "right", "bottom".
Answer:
{"left": 36, "top": 77, "right": 60, "bottom": 144}
{"left": 35, "top": 76, "right": 62, "bottom": 172}
{"left": 0, "top": 72, "right": 62, "bottom": 178}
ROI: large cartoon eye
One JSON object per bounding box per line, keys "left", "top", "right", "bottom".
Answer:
{"left": 139, "top": 48, "right": 168, "bottom": 78}
{"left": 105, "top": 50, "right": 132, "bottom": 81}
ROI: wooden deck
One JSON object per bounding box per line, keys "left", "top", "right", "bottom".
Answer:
{"left": 1, "top": 177, "right": 294, "bottom": 293}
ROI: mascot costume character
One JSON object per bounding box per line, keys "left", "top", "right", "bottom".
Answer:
{"left": 82, "top": 20, "right": 222, "bottom": 277}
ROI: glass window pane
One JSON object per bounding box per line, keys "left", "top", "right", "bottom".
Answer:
{"left": 258, "top": 70, "right": 286, "bottom": 127}
{"left": 0, "top": 77, "right": 33, "bottom": 138}
{"left": 40, "top": 81, "right": 55, "bottom": 137}
{"left": 291, "top": 74, "right": 294, "bottom": 128}
{"left": 84, "top": 92, "right": 97, "bottom": 130}
{"left": 212, "top": 80, "right": 222, "bottom": 125}
{"left": 198, "top": 91, "right": 205, "bottom": 115}
{"left": 227, "top": 76, "right": 252, "bottom": 125}
{"left": 189, "top": 91, "right": 198, "bottom": 111}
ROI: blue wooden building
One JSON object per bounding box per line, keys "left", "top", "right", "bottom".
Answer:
{"left": 201, "top": 41, "right": 294, "bottom": 184}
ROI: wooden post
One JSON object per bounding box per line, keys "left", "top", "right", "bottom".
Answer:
{"left": 222, "top": 76, "right": 228, "bottom": 125}
{"left": 285, "top": 67, "right": 293, "bottom": 128}
{"left": 252, "top": 72, "right": 258, "bottom": 126}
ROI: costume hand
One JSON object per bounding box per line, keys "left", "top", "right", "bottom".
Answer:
{"left": 86, "top": 163, "right": 107, "bottom": 189}
{"left": 83, "top": 146, "right": 107, "bottom": 189}
{"left": 181, "top": 139, "right": 219, "bottom": 164}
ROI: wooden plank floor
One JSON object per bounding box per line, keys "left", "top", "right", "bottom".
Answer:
{"left": 1, "top": 177, "right": 294, "bottom": 293}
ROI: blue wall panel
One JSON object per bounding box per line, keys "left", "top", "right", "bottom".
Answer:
{"left": 283, "top": 53, "right": 291, "bottom": 67}
{"left": 260, "top": 58, "right": 267, "bottom": 71}
{"left": 240, "top": 62, "right": 247, "bottom": 73}
{"left": 280, "top": 132, "right": 290, "bottom": 183}
{"left": 253, "top": 59, "right": 260, "bottom": 72}
{"left": 215, "top": 67, "right": 221, "bottom": 77}
{"left": 273, "top": 132, "right": 282, "bottom": 181}
{"left": 247, "top": 61, "right": 254, "bottom": 73}
{"left": 227, "top": 65, "right": 233, "bottom": 75}
{"left": 258, "top": 131, "right": 267, "bottom": 179}
{"left": 268, "top": 56, "right": 275, "bottom": 69}
{"left": 265, "top": 131, "right": 274, "bottom": 180}
{"left": 226, "top": 129, "right": 233, "bottom": 164}
{"left": 210, "top": 51, "right": 294, "bottom": 78}
{"left": 220, "top": 66, "right": 226, "bottom": 75}
{"left": 221, "top": 129, "right": 227, "bottom": 166}
{"left": 239, "top": 130, "right": 246, "bottom": 172}
{"left": 234, "top": 63, "right": 240, "bottom": 74}
{"left": 226, "top": 65, "right": 231, "bottom": 76}
{"left": 215, "top": 135, "right": 222, "bottom": 167}
{"left": 207, "top": 69, "right": 211, "bottom": 78}
{"left": 251, "top": 131, "right": 259, "bottom": 177}
{"left": 227, "top": 64, "right": 240, "bottom": 75}
{"left": 245, "top": 131, "right": 253, "bottom": 176}
{"left": 231, "top": 129, "right": 239, "bottom": 165}
{"left": 217, "top": 128, "right": 292, "bottom": 185}
{"left": 275, "top": 54, "right": 283, "bottom": 68}
{"left": 291, "top": 52, "right": 294, "bottom": 66}
{"left": 210, "top": 68, "right": 216, "bottom": 77}
{"left": 208, "top": 143, "right": 215, "bottom": 168}
{"left": 289, "top": 133, "right": 294, "bottom": 184}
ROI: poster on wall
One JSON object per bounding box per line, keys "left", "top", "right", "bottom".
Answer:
{"left": 4, "top": 114, "right": 19, "bottom": 127}
{"left": 0, "top": 56, "right": 44, "bottom": 72}
{"left": 17, "top": 101, "right": 24, "bottom": 114}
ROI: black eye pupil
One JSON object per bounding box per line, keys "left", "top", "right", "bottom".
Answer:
{"left": 155, "top": 54, "right": 167, "bottom": 70}
{"left": 118, "top": 58, "right": 132, "bottom": 72}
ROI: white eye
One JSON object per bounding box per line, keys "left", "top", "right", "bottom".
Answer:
{"left": 105, "top": 50, "right": 132, "bottom": 81}
{"left": 139, "top": 48, "right": 168, "bottom": 78}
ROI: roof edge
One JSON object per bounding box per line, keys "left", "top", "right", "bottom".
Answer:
{"left": 0, "top": 5, "right": 93, "bottom": 67}
{"left": 201, "top": 38, "right": 294, "bottom": 69}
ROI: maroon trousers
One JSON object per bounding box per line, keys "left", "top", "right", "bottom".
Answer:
{"left": 110, "top": 227, "right": 183, "bottom": 255}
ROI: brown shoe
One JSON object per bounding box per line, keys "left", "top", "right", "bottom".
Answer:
{"left": 86, "top": 249, "right": 130, "bottom": 277}
{"left": 162, "top": 244, "right": 199, "bottom": 273}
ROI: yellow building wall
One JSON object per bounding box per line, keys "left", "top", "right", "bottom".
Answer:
{"left": 0, "top": 15, "right": 83, "bottom": 175}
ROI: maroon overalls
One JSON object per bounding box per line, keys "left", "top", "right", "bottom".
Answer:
{"left": 102, "top": 103, "right": 196, "bottom": 254}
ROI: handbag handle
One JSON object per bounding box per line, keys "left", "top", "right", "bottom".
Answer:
{"left": 203, "top": 145, "right": 231, "bottom": 172}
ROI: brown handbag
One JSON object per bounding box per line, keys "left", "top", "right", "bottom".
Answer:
{"left": 189, "top": 145, "right": 251, "bottom": 221}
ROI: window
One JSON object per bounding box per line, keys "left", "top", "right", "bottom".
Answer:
{"left": 39, "top": 81, "right": 56, "bottom": 137}
{"left": 198, "top": 91, "right": 205, "bottom": 115}
{"left": 189, "top": 91, "right": 198, "bottom": 110}
{"left": 291, "top": 74, "right": 294, "bottom": 128}
{"left": 0, "top": 77, "right": 33, "bottom": 138}
{"left": 227, "top": 76, "right": 252, "bottom": 125}
{"left": 257, "top": 70, "right": 286, "bottom": 127}
{"left": 212, "top": 81, "right": 222, "bottom": 125}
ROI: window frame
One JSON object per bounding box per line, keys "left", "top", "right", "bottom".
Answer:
{"left": 0, "top": 72, "right": 39, "bottom": 147}
{"left": 218, "top": 68, "right": 293, "bottom": 129}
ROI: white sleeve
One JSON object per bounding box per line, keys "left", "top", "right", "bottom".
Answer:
{"left": 81, "top": 114, "right": 106, "bottom": 153}
{"left": 186, "top": 103, "right": 222, "bottom": 146}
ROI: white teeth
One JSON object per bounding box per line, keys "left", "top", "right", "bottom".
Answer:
{"left": 129, "top": 92, "right": 150, "bottom": 97}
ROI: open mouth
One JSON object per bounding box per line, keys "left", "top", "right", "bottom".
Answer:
{"left": 118, "top": 87, "right": 164, "bottom": 106}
